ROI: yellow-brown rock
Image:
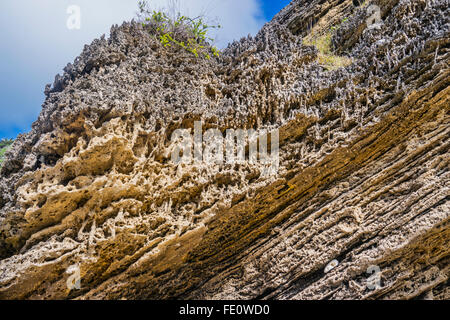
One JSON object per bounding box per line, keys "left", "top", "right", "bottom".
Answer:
{"left": 0, "top": 0, "right": 448, "bottom": 299}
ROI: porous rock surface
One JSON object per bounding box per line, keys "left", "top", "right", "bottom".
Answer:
{"left": 0, "top": 0, "right": 448, "bottom": 299}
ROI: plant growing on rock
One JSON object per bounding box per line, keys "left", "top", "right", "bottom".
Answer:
{"left": 138, "top": 0, "right": 221, "bottom": 59}
{"left": 304, "top": 17, "right": 353, "bottom": 70}
{"left": 0, "top": 138, "right": 13, "bottom": 168}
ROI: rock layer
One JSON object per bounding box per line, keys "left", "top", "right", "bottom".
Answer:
{"left": 0, "top": 0, "right": 449, "bottom": 299}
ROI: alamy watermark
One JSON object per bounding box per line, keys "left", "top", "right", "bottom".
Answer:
{"left": 67, "top": 5, "right": 81, "bottom": 30}
{"left": 366, "top": 265, "right": 382, "bottom": 290}
{"left": 170, "top": 121, "right": 279, "bottom": 176}
{"left": 366, "top": 5, "right": 382, "bottom": 29}
{"left": 324, "top": 260, "right": 382, "bottom": 291}
{"left": 66, "top": 264, "right": 81, "bottom": 290}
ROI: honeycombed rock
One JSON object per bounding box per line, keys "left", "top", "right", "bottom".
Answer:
{"left": 0, "top": 0, "right": 448, "bottom": 299}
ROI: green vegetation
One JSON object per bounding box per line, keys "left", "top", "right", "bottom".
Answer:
{"left": 303, "top": 17, "right": 353, "bottom": 71}
{"left": 0, "top": 139, "right": 13, "bottom": 168}
{"left": 330, "top": 17, "right": 349, "bottom": 32}
{"left": 138, "top": 1, "right": 221, "bottom": 59}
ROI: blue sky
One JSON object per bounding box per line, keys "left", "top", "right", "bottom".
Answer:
{"left": 0, "top": 0, "right": 290, "bottom": 140}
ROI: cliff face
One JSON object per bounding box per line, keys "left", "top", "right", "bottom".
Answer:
{"left": 0, "top": 0, "right": 448, "bottom": 300}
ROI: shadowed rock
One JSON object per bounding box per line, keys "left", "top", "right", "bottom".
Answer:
{"left": 0, "top": 0, "right": 448, "bottom": 300}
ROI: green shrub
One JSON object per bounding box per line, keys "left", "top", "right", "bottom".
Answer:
{"left": 303, "top": 17, "right": 353, "bottom": 71}
{"left": 0, "top": 138, "right": 13, "bottom": 149}
{"left": 0, "top": 139, "right": 13, "bottom": 168}
{"left": 303, "top": 32, "right": 352, "bottom": 70}
{"left": 138, "top": 1, "right": 221, "bottom": 59}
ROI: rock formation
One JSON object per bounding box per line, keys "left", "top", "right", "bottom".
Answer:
{"left": 0, "top": 0, "right": 448, "bottom": 299}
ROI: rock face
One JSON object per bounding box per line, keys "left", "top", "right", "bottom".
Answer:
{"left": 0, "top": 0, "right": 448, "bottom": 300}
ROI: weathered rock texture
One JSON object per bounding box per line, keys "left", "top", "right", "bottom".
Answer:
{"left": 0, "top": 0, "right": 448, "bottom": 299}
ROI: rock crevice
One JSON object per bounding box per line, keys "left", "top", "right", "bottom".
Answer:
{"left": 0, "top": 0, "right": 448, "bottom": 299}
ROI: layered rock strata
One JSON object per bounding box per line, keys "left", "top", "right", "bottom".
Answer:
{"left": 0, "top": 0, "right": 448, "bottom": 299}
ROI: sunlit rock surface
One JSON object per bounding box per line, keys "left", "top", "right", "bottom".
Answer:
{"left": 0, "top": 0, "right": 448, "bottom": 299}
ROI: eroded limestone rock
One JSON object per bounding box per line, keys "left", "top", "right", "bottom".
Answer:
{"left": 0, "top": 0, "right": 448, "bottom": 299}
